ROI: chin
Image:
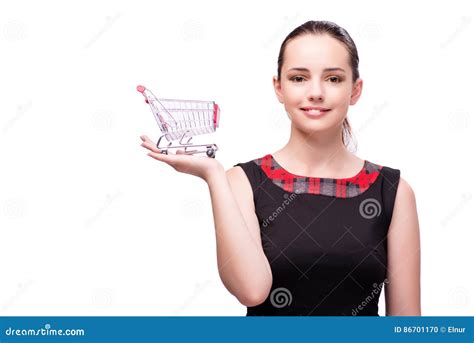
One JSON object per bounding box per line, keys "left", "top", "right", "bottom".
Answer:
{"left": 294, "top": 121, "right": 333, "bottom": 135}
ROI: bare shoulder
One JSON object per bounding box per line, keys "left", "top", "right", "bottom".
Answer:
{"left": 397, "top": 177, "right": 416, "bottom": 202}
{"left": 226, "top": 166, "right": 251, "bottom": 190}
{"left": 388, "top": 176, "right": 420, "bottom": 237}
{"left": 393, "top": 177, "right": 417, "bottom": 215}
{"left": 225, "top": 166, "right": 255, "bottom": 209}
{"left": 225, "top": 165, "right": 246, "bottom": 179}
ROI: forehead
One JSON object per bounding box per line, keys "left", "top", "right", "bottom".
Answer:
{"left": 283, "top": 34, "right": 350, "bottom": 72}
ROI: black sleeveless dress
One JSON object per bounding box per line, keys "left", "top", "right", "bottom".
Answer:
{"left": 233, "top": 154, "right": 400, "bottom": 316}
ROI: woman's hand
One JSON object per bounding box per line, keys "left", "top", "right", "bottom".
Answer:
{"left": 140, "top": 135, "right": 223, "bottom": 181}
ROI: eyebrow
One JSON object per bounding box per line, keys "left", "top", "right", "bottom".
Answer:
{"left": 287, "top": 67, "right": 346, "bottom": 73}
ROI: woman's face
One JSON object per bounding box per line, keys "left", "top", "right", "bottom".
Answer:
{"left": 273, "top": 34, "right": 363, "bottom": 136}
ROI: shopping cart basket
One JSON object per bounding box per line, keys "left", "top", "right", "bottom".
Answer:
{"left": 137, "top": 85, "right": 220, "bottom": 158}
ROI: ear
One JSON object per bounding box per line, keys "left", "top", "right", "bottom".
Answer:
{"left": 273, "top": 76, "right": 284, "bottom": 104}
{"left": 349, "top": 78, "right": 363, "bottom": 105}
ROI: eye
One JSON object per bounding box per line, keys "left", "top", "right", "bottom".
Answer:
{"left": 328, "top": 76, "right": 341, "bottom": 83}
{"left": 290, "top": 76, "right": 305, "bottom": 83}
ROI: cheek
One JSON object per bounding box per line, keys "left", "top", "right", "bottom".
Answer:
{"left": 328, "top": 85, "right": 352, "bottom": 102}
{"left": 281, "top": 84, "right": 302, "bottom": 102}
{"left": 288, "top": 91, "right": 310, "bottom": 109}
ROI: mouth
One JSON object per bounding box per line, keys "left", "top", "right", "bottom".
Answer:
{"left": 300, "top": 107, "right": 331, "bottom": 117}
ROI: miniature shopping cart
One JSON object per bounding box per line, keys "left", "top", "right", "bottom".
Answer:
{"left": 137, "top": 85, "right": 220, "bottom": 158}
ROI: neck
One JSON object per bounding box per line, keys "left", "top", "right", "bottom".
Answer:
{"left": 275, "top": 124, "right": 357, "bottom": 176}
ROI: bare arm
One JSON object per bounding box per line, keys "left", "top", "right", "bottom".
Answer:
{"left": 385, "top": 177, "right": 421, "bottom": 315}
{"left": 206, "top": 165, "right": 273, "bottom": 307}
{"left": 140, "top": 135, "right": 272, "bottom": 307}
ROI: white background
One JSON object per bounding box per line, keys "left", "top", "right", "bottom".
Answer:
{"left": 0, "top": 0, "right": 473, "bottom": 316}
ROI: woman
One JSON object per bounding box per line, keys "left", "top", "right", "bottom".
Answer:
{"left": 140, "top": 20, "right": 421, "bottom": 316}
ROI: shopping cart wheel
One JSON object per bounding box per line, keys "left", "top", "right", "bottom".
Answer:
{"left": 206, "top": 148, "right": 216, "bottom": 158}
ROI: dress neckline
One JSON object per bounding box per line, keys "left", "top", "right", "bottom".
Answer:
{"left": 269, "top": 154, "right": 368, "bottom": 182}
{"left": 254, "top": 154, "right": 383, "bottom": 198}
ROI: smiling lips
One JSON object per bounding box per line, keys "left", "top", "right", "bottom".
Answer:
{"left": 300, "top": 106, "right": 331, "bottom": 117}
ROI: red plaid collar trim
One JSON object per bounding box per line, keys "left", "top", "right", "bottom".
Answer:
{"left": 254, "top": 154, "right": 383, "bottom": 198}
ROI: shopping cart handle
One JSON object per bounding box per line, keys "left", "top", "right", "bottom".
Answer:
{"left": 136, "top": 85, "right": 149, "bottom": 103}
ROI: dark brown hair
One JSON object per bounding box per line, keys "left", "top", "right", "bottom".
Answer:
{"left": 277, "top": 20, "right": 360, "bottom": 148}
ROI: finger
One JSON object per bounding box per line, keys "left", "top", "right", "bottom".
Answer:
{"left": 141, "top": 141, "right": 160, "bottom": 153}
{"left": 140, "top": 135, "right": 155, "bottom": 145}
{"left": 147, "top": 151, "right": 165, "bottom": 161}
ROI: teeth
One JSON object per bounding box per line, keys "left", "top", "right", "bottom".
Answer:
{"left": 304, "top": 109, "right": 326, "bottom": 115}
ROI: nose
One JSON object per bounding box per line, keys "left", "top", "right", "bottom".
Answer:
{"left": 307, "top": 80, "right": 325, "bottom": 102}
